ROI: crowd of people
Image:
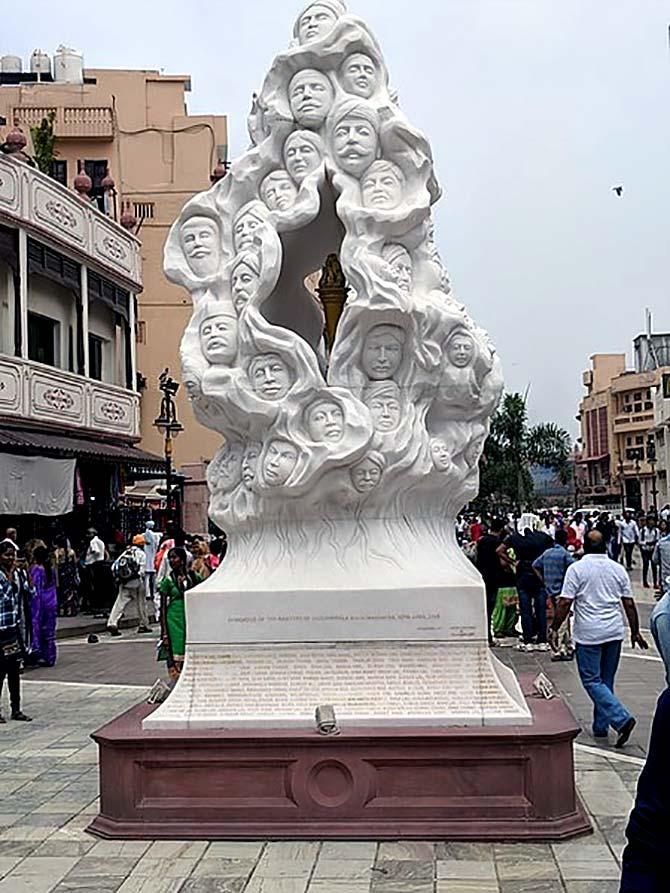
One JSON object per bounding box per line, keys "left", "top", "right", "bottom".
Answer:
{"left": 0, "top": 520, "right": 227, "bottom": 722}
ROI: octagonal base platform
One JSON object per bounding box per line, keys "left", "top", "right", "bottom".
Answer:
{"left": 88, "top": 680, "right": 591, "bottom": 841}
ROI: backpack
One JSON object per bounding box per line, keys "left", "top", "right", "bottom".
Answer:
{"left": 114, "top": 548, "right": 141, "bottom": 583}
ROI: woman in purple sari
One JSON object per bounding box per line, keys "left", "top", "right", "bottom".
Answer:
{"left": 30, "top": 546, "right": 58, "bottom": 667}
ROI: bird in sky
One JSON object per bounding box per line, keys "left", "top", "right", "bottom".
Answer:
{"left": 612, "top": 185, "right": 624, "bottom": 196}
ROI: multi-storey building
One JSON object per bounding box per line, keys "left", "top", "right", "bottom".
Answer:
{"left": 0, "top": 148, "right": 162, "bottom": 543}
{"left": 0, "top": 48, "right": 228, "bottom": 483}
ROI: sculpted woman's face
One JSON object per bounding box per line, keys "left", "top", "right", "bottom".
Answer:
{"left": 350, "top": 456, "right": 383, "bottom": 493}
{"left": 260, "top": 170, "right": 298, "bottom": 211}
{"left": 263, "top": 440, "right": 299, "bottom": 486}
{"left": 361, "top": 325, "right": 404, "bottom": 381}
{"left": 447, "top": 332, "right": 475, "bottom": 368}
{"left": 332, "top": 115, "right": 378, "bottom": 178}
{"left": 180, "top": 216, "right": 220, "bottom": 278}
{"left": 340, "top": 53, "right": 378, "bottom": 99}
{"left": 199, "top": 313, "right": 238, "bottom": 366}
{"left": 289, "top": 69, "right": 334, "bottom": 128}
{"left": 361, "top": 163, "right": 404, "bottom": 210}
{"left": 298, "top": 3, "right": 339, "bottom": 43}
{"left": 284, "top": 134, "right": 322, "bottom": 184}
{"left": 231, "top": 261, "right": 259, "bottom": 313}
{"left": 307, "top": 400, "right": 345, "bottom": 442}
{"left": 249, "top": 353, "right": 292, "bottom": 401}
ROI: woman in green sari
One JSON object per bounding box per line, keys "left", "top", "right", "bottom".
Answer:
{"left": 491, "top": 548, "right": 519, "bottom": 639}
{"left": 158, "top": 547, "right": 202, "bottom": 680}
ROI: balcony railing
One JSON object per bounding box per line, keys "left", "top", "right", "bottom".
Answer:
{"left": 0, "top": 355, "right": 139, "bottom": 440}
{"left": 13, "top": 105, "right": 114, "bottom": 140}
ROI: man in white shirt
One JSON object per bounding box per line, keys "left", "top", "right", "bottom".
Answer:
{"left": 84, "top": 528, "right": 106, "bottom": 614}
{"left": 619, "top": 511, "right": 640, "bottom": 571}
{"left": 550, "top": 530, "right": 647, "bottom": 748}
{"left": 107, "top": 535, "right": 149, "bottom": 636}
{"left": 142, "top": 520, "right": 161, "bottom": 608}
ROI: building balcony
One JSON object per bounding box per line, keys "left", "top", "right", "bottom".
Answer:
{"left": 613, "top": 411, "right": 655, "bottom": 433}
{"left": 13, "top": 105, "right": 114, "bottom": 141}
{"left": 0, "top": 354, "right": 139, "bottom": 440}
{"left": 0, "top": 153, "right": 141, "bottom": 292}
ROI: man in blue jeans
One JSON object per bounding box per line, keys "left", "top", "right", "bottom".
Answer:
{"left": 550, "top": 530, "right": 647, "bottom": 747}
{"left": 498, "top": 526, "right": 553, "bottom": 652}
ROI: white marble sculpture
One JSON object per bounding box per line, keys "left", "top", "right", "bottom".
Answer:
{"left": 149, "top": 0, "right": 531, "bottom": 730}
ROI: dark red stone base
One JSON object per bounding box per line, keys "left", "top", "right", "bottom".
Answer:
{"left": 88, "top": 683, "right": 591, "bottom": 840}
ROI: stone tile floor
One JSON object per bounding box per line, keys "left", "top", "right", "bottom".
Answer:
{"left": 0, "top": 679, "right": 641, "bottom": 892}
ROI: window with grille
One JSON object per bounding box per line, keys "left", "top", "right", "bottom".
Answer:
{"left": 133, "top": 202, "right": 155, "bottom": 220}
{"left": 50, "top": 160, "right": 68, "bottom": 186}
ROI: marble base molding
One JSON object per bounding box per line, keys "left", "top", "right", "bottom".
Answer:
{"left": 89, "top": 682, "right": 591, "bottom": 841}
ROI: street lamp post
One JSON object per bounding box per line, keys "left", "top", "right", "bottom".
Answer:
{"left": 153, "top": 369, "right": 184, "bottom": 527}
{"left": 647, "top": 433, "right": 658, "bottom": 513}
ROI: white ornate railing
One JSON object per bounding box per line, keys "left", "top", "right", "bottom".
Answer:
{"left": 0, "top": 154, "right": 141, "bottom": 292}
{"left": 0, "top": 355, "right": 140, "bottom": 439}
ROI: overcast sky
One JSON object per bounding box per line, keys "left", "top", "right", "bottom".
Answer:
{"left": 5, "top": 1, "right": 670, "bottom": 435}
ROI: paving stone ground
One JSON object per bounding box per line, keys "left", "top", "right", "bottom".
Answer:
{"left": 0, "top": 570, "right": 662, "bottom": 892}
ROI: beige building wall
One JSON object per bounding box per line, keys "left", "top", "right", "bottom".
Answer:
{"left": 0, "top": 66, "right": 227, "bottom": 471}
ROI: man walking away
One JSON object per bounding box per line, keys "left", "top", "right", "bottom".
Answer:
{"left": 107, "top": 536, "right": 149, "bottom": 636}
{"left": 0, "top": 542, "right": 31, "bottom": 722}
{"left": 498, "top": 526, "right": 553, "bottom": 652}
{"left": 533, "top": 528, "right": 575, "bottom": 661}
{"left": 550, "top": 530, "right": 647, "bottom": 747}
{"left": 620, "top": 511, "right": 640, "bottom": 571}
{"left": 640, "top": 515, "right": 659, "bottom": 590}
{"left": 475, "top": 518, "right": 506, "bottom": 646}
{"left": 620, "top": 689, "right": 670, "bottom": 892}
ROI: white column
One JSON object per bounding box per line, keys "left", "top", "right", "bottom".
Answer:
{"left": 18, "top": 229, "right": 28, "bottom": 359}
{"left": 81, "top": 264, "right": 89, "bottom": 377}
{"left": 129, "top": 293, "right": 138, "bottom": 391}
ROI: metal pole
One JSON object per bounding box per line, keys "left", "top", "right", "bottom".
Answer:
{"left": 165, "top": 430, "right": 173, "bottom": 527}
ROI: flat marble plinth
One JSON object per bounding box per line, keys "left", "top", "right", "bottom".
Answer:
{"left": 88, "top": 679, "right": 591, "bottom": 841}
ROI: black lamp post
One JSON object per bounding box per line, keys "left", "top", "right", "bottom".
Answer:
{"left": 647, "top": 433, "right": 658, "bottom": 513}
{"left": 153, "top": 369, "right": 183, "bottom": 527}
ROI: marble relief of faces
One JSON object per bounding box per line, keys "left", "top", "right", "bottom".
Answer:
{"left": 209, "top": 441, "right": 244, "bottom": 493}
{"left": 361, "top": 324, "right": 405, "bottom": 381}
{"left": 230, "top": 251, "right": 262, "bottom": 314}
{"left": 306, "top": 399, "right": 345, "bottom": 443}
{"left": 361, "top": 161, "right": 405, "bottom": 210}
{"left": 260, "top": 170, "right": 298, "bottom": 212}
{"left": 296, "top": 1, "right": 344, "bottom": 44}
{"left": 263, "top": 439, "right": 299, "bottom": 486}
{"left": 248, "top": 353, "right": 293, "bottom": 401}
{"left": 465, "top": 427, "right": 487, "bottom": 468}
{"left": 283, "top": 131, "right": 324, "bottom": 184}
{"left": 381, "top": 243, "right": 412, "bottom": 294}
{"left": 199, "top": 310, "right": 238, "bottom": 366}
{"left": 232, "top": 203, "right": 269, "bottom": 253}
{"left": 446, "top": 328, "right": 476, "bottom": 368}
{"left": 329, "top": 100, "right": 380, "bottom": 178}
{"left": 180, "top": 215, "right": 221, "bottom": 279}
{"left": 340, "top": 53, "right": 379, "bottom": 99}
{"left": 430, "top": 438, "right": 453, "bottom": 473}
{"left": 363, "top": 381, "right": 402, "bottom": 433}
{"left": 241, "top": 442, "right": 261, "bottom": 490}
{"left": 289, "top": 69, "right": 334, "bottom": 129}
{"left": 350, "top": 452, "right": 385, "bottom": 493}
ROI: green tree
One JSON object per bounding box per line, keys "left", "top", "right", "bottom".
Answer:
{"left": 478, "top": 392, "right": 571, "bottom": 510}
{"left": 30, "top": 111, "right": 57, "bottom": 175}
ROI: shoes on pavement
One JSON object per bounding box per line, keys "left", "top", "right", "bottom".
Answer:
{"left": 516, "top": 642, "right": 534, "bottom": 652}
{"left": 616, "top": 717, "right": 636, "bottom": 749}
{"left": 11, "top": 711, "right": 32, "bottom": 722}
{"left": 108, "top": 626, "right": 122, "bottom": 637}
{"left": 137, "top": 625, "right": 152, "bottom": 634}
{"left": 535, "top": 642, "right": 550, "bottom": 652}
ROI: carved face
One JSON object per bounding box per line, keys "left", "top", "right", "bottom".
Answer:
{"left": 233, "top": 210, "right": 265, "bottom": 252}
{"left": 242, "top": 442, "right": 261, "bottom": 490}
{"left": 263, "top": 440, "right": 298, "bottom": 486}
{"left": 340, "top": 53, "right": 378, "bottom": 99}
{"left": 180, "top": 216, "right": 220, "bottom": 278}
{"left": 382, "top": 245, "right": 412, "bottom": 294}
{"left": 199, "top": 313, "right": 238, "bottom": 366}
{"left": 367, "top": 392, "right": 401, "bottom": 432}
{"left": 249, "top": 353, "right": 292, "bottom": 401}
{"left": 212, "top": 442, "right": 243, "bottom": 492}
{"left": 298, "top": 3, "right": 339, "bottom": 43}
{"left": 307, "top": 400, "right": 345, "bottom": 442}
{"left": 447, "top": 332, "right": 475, "bottom": 368}
{"left": 284, "top": 133, "right": 322, "bottom": 184}
{"left": 289, "top": 69, "right": 334, "bottom": 128}
{"left": 332, "top": 114, "right": 378, "bottom": 178}
{"left": 362, "top": 325, "right": 404, "bottom": 381}
{"left": 465, "top": 432, "right": 486, "bottom": 468}
{"left": 231, "top": 261, "right": 259, "bottom": 313}
{"left": 361, "top": 163, "right": 404, "bottom": 210}
{"left": 431, "top": 438, "right": 452, "bottom": 473}
{"left": 350, "top": 456, "right": 383, "bottom": 493}
{"left": 260, "top": 170, "right": 298, "bottom": 211}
